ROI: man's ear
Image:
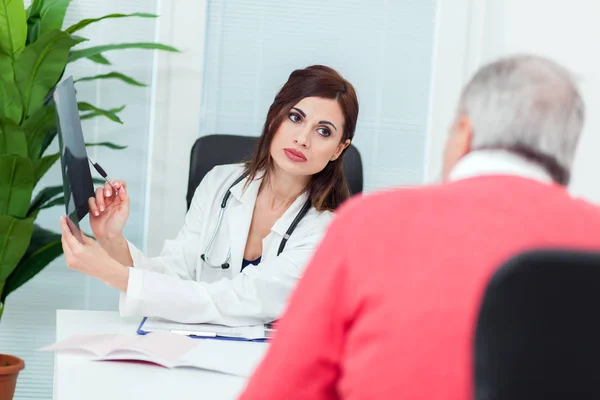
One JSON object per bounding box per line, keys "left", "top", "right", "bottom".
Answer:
{"left": 455, "top": 115, "right": 473, "bottom": 156}
{"left": 441, "top": 114, "right": 473, "bottom": 181}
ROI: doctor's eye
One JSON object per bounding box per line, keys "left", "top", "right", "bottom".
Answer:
{"left": 288, "top": 112, "right": 302, "bottom": 123}
{"left": 316, "top": 127, "right": 331, "bottom": 137}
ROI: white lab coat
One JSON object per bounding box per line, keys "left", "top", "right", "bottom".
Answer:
{"left": 119, "top": 163, "right": 334, "bottom": 326}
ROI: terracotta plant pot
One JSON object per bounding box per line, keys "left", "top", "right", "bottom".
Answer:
{"left": 0, "top": 354, "right": 24, "bottom": 400}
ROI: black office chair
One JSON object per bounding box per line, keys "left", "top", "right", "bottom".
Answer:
{"left": 186, "top": 134, "right": 363, "bottom": 209}
{"left": 473, "top": 249, "right": 600, "bottom": 400}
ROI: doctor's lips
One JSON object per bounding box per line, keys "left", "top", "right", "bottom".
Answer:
{"left": 284, "top": 148, "right": 307, "bottom": 162}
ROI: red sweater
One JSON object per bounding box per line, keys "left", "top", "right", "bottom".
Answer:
{"left": 239, "top": 176, "right": 600, "bottom": 400}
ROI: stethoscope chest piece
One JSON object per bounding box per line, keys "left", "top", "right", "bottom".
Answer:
{"left": 201, "top": 253, "right": 230, "bottom": 269}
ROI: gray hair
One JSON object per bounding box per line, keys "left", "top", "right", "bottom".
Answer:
{"left": 458, "top": 54, "right": 584, "bottom": 184}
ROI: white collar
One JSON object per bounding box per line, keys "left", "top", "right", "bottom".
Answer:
{"left": 448, "top": 149, "right": 554, "bottom": 184}
{"left": 229, "top": 170, "right": 263, "bottom": 204}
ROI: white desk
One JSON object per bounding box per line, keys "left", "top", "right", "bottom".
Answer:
{"left": 53, "top": 310, "right": 266, "bottom": 400}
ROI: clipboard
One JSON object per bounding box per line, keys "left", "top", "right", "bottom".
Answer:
{"left": 136, "top": 317, "right": 272, "bottom": 343}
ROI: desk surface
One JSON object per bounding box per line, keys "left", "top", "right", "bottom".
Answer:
{"left": 54, "top": 310, "right": 262, "bottom": 400}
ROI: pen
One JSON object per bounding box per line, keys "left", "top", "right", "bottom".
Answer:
{"left": 169, "top": 329, "right": 243, "bottom": 337}
{"left": 88, "top": 156, "right": 118, "bottom": 196}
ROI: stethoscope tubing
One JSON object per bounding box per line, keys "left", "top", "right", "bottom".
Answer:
{"left": 201, "top": 172, "right": 311, "bottom": 269}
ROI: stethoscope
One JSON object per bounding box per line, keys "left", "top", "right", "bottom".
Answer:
{"left": 200, "top": 172, "right": 312, "bottom": 269}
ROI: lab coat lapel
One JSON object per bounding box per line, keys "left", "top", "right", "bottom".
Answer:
{"left": 227, "top": 176, "right": 261, "bottom": 274}
{"left": 269, "top": 191, "right": 310, "bottom": 241}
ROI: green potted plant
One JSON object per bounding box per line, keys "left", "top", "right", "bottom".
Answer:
{"left": 0, "top": 0, "right": 177, "bottom": 397}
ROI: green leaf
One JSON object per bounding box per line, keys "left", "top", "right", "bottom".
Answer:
{"left": 0, "top": 0, "right": 27, "bottom": 58}
{"left": 26, "top": 0, "right": 42, "bottom": 20}
{"left": 0, "top": 0, "right": 26, "bottom": 121}
{"left": 75, "top": 72, "right": 146, "bottom": 87}
{"left": 0, "top": 46, "right": 12, "bottom": 81}
{"left": 85, "top": 141, "right": 127, "bottom": 150}
{"left": 40, "top": 125, "right": 58, "bottom": 157}
{"left": 0, "top": 155, "right": 34, "bottom": 217}
{"left": 0, "top": 54, "right": 23, "bottom": 123}
{"left": 68, "top": 42, "right": 179, "bottom": 64}
{"left": 28, "top": 177, "right": 105, "bottom": 217}
{"left": 65, "top": 13, "right": 157, "bottom": 34}
{"left": 80, "top": 105, "right": 124, "bottom": 121}
{"left": 86, "top": 53, "right": 111, "bottom": 65}
{"left": 14, "top": 29, "right": 86, "bottom": 118}
{"left": 28, "top": 183, "right": 63, "bottom": 215}
{"left": 27, "top": 208, "right": 40, "bottom": 220}
{"left": 26, "top": 0, "right": 71, "bottom": 44}
{"left": 21, "top": 104, "right": 56, "bottom": 159}
{"left": 0, "top": 79, "right": 23, "bottom": 124}
{"left": 39, "top": 195, "right": 63, "bottom": 209}
{"left": 0, "top": 117, "right": 27, "bottom": 157}
{"left": 0, "top": 215, "right": 34, "bottom": 283}
{"left": 2, "top": 224, "right": 61, "bottom": 301}
{"left": 78, "top": 102, "right": 123, "bottom": 123}
{"left": 25, "top": 0, "right": 42, "bottom": 45}
{"left": 33, "top": 152, "right": 59, "bottom": 185}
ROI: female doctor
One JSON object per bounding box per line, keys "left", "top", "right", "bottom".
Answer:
{"left": 60, "top": 65, "right": 359, "bottom": 326}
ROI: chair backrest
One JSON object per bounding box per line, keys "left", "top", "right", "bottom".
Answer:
{"left": 187, "top": 134, "right": 363, "bottom": 209}
{"left": 474, "top": 249, "right": 600, "bottom": 400}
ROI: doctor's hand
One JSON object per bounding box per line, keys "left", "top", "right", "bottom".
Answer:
{"left": 60, "top": 217, "right": 129, "bottom": 292}
{"left": 88, "top": 180, "right": 130, "bottom": 241}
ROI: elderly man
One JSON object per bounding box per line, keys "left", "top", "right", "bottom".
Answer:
{"left": 239, "top": 55, "right": 600, "bottom": 399}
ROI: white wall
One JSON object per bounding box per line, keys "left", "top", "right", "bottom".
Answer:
{"left": 424, "top": 0, "right": 477, "bottom": 182}
{"left": 428, "top": 0, "right": 600, "bottom": 202}
{"left": 143, "top": 0, "right": 208, "bottom": 255}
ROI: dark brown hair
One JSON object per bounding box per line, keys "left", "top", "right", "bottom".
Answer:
{"left": 244, "top": 65, "right": 359, "bottom": 211}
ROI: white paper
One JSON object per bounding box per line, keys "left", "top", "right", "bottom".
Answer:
{"left": 41, "top": 332, "right": 198, "bottom": 368}
{"left": 142, "top": 317, "right": 268, "bottom": 340}
{"left": 178, "top": 339, "right": 269, "bottom": 377}
{"left": 41, "top": 331, "right": 269, "bottom": 377}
